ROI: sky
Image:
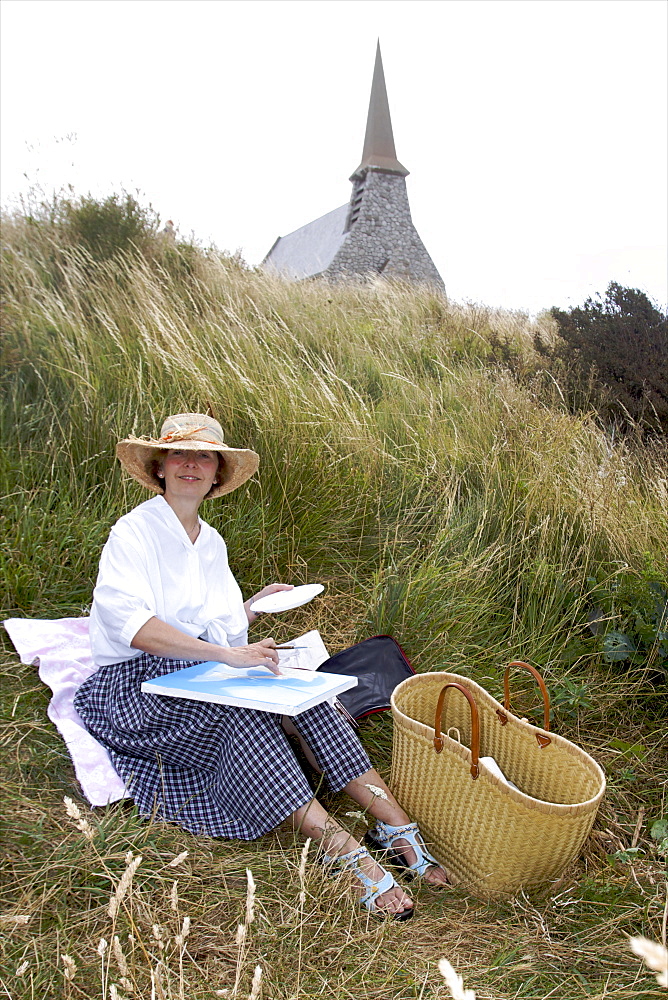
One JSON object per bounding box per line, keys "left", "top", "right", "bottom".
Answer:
{"left": 1, "top": 0, "right": 666, "bottom": 314}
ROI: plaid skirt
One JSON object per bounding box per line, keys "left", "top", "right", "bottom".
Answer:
{"left": 73, "top": 652, "right": 371, "bottom": 839}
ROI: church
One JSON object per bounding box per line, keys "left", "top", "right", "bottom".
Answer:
{"left": 262, "top": 43, "right": 444, "bottom": 290}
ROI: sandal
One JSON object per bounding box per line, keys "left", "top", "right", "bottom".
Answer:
{"left": 365, "top": 820, "right": 450, "bottom": 884}
{"left": 322, "top": 845, "right": 414, "bottom": 920}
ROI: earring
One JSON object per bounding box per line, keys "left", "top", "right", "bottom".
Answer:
{"left": 157, "top": 472, "right": 164, "bottom": 478}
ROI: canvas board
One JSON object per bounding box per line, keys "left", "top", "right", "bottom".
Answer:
{"left": 141, "top": 661, "right": 357, "bottom": 715}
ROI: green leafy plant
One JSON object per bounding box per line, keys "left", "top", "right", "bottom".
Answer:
{"left": 607, "top": 738, "right": 647, "bottom": 785}
{"left": 609, "top": 846, "right": 644, "bottom": 863}
{"left": 550, "top": 678, "right": 594, "bottom": 719}
{"left": 587, "top": 561, "right": 668, "bottom": 678}
{"left": 649, "top": 818, "right": 668, "bottom": 857}
{"left": 608, "top": 738, "right": 648, "bottom": 760}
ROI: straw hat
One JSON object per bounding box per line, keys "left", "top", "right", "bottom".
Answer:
{"left": 116, "top": 413, "right": 259, "bottom": 499}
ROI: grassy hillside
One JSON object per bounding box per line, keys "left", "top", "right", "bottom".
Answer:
{"left": 1, "top": 214, "right": 666, "bottom": 999}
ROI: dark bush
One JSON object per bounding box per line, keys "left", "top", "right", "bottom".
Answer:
{"left": 60, "top": 191, "right": 160, "bottom": 261}
{"left": 535, "top": 282, "right": 668, "bottom": 433}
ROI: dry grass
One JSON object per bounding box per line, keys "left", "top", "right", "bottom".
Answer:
{"left": 1, "top": 642, "right": 666, "bottom": 1000}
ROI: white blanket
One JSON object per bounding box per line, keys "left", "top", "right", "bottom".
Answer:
{"left": 4, "top": 617, "right": 128, "bottom": 806}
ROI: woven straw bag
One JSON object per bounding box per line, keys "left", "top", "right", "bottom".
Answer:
{"left": 390, "top": 661, "right": 606, "bottom": 900}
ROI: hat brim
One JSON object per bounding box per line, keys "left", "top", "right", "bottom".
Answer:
{"left": 116, "top": 437, "right": 259, "bottom": 499}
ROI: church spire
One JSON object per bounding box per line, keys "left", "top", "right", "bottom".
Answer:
{"left": 351, "top": 41, "right": 409, "bottom": 180}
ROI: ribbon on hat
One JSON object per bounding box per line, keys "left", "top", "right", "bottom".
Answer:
{"left": 158, "top": 420, "right": 225, "bottom": 446}
{"left": 160, "top": 425, "right": 210, "bottom": 442}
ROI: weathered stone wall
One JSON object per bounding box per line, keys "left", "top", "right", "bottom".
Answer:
{"left": 323, "top": 169, "right": 444, "bottom": 290}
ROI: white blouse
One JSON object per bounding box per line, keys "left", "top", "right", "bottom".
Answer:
{"left": 89, "top": 495, "right": 249, "bottom": 666}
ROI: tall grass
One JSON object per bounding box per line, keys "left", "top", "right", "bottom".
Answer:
{"left": 1, "top": 216, "right": 666, "bottom": 998}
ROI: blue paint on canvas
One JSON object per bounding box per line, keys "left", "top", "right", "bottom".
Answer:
{"left": 141, "top": 660, "right": 357, "bottom": 715}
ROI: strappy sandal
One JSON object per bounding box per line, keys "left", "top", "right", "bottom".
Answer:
{"left": 365, "top": 820, "right": 451, "bottom": 885}
{"left": 322, "top": 845, "right": 414, "bottom": 920}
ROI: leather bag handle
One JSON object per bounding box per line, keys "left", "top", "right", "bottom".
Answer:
{"left": 499, "top": 660, "right": 551, "bottom": 747}
{"left": 433, "top": 682, "right": 480, "bottom": 778}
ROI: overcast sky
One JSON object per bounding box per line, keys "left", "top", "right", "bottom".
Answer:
{"left": 1, "top": 0, "right": 666, "bottom": 313}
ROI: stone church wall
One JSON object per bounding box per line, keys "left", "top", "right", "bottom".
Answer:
{"left": 323, "top": 169, "right": 444, "bottom": 289}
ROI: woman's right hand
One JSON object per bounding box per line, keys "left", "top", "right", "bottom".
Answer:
{"left": 221, "top": 639, "right": 281, "bottom": 675}
{"left": 132, "top": 619, "right": 283, "bottom": 673}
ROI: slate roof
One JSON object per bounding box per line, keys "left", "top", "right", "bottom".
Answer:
{"left": 262, "top": 204, "right": 348, "bottom": 280}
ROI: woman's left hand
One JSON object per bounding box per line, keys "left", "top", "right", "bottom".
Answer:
{"left": 244, "top": 583, "right": 294, "bottom": 622}
{"left": 253, "top": 583, "right": 294, "bottom": 603}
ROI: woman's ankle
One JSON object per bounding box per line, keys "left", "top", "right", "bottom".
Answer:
{"left": 321, "top": 831, "right": 361, "bottom": 859}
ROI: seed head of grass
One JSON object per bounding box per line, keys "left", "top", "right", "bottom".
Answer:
{"left": 151, "top": 963, "right": 166, "bottom": 999}
{"left": 174, "top": 915, "right": 190, "bottom": 947}
{"left": 245, "top": 868, "right": 256, "bottom": 926}
{"left": 297, "top": 837, "right": 311, "bottom": 906}
{"left": 112, "top": 936, "right": 129, "bottom": 977}
{"left": 63, "top": 797, "right": 82, "bottom": 821}
{"left": 63, "top": 795, "right": 95, "bottom": 841}
{"left": 438, "top": 959, "right": 476, "bottom": 1000}
{"left": 248, "top": 964, "right": 263, "bottom": 1000}
{"left": 167, "top": 850, "right": 189, "bottom": 867}
{"left": 629, "top": 936, "right": 668, "bottom": 987}
{"left": 61, "top": 954, "right": 77, "bottom": 981}
{"left": 108, "top": 853, "right": 142, "bottom": 919}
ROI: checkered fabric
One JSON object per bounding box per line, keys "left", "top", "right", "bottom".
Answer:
{"left": 73, "top": 653, "right": 371, "bottom": 838}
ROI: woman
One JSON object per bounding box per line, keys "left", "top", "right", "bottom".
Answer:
{"left": 74, "top": 413, "right": 448, "bottom": 919}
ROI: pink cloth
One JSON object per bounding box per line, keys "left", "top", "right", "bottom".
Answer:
{"left": 4, "top": 616, "right": 128, "bottom": 806}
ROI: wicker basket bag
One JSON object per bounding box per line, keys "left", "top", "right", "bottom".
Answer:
{"left": 389, "top": 662, "right": 606, "bottom": 900}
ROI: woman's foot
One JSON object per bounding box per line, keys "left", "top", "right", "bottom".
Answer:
{"left": 366, "top": 820, "right": 454, "bottom": 887}
{"left": 389, "top": 837, "right": 451, "bottom": 887}
{"left": 323, "top": 845, "right": 414, "bottom": 919}
{"left": 356, "top": 849, "right": 415, "bottom": 916}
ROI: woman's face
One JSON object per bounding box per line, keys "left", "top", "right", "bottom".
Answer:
{"left": 158, "top": 449, "right": 220, "bottom": 502}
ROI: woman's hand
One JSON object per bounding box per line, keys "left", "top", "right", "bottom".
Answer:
{"left": 132, "top": 619, "right": 282, "bottom": 674}
{"left": 222, "top": 638, "right": 282, "bottom": 675}
{"left": 253, "top": 583, "right": 294, "bottom": 603}
{"left": 244, "top": 583, "right": 294, "bottom": 623}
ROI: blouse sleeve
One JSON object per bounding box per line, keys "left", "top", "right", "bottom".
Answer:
{"left": 91, "top": 523, "right": 158, "bottom": 649}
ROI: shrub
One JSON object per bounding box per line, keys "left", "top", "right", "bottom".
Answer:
{"left": 535, "top": 282, "right": 668, "bottom": 433}
{"left": 59, "top": 191, "right": 160, "bottom": 261}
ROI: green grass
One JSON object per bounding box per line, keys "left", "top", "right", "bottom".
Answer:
{"left": 1, "top": 210, "right": 666, "bottom": 998}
